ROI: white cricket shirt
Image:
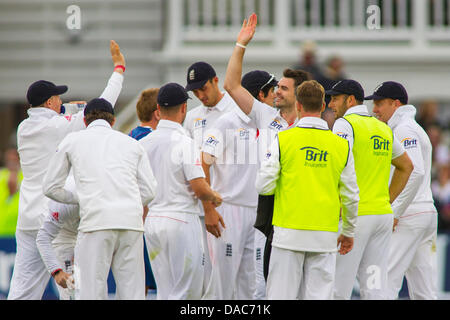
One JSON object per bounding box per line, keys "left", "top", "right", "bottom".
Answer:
{"left": 387, "top": 105, "right": 437, "bottom": 218}
{"left": 140, "top": 120, "right": 206, "bottom": 215}
{"left": 249, "top": 98, "right": 299, "bottom": 160}
{"left": 16, "top": 71, "right": 123, "bottom": 230}
{"left": 202, "top": 107, "right": 259, "bottom": 208}
{"left": 183, "top": 92, "right": 237, "bottom": 148}
{"left": 256, "top": 117, "right": 359, "bottom": 252}
{"left": 43, "top": 119, "right": 157, "bottom": 233}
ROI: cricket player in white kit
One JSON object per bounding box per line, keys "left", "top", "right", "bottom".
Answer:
{"left": 183, "top": 61, "right": 236, "bottom": 293}
{"left": 326, "top": 80, "right": 414, "bottom": 299}
{"left": 223, "top": 13, "right": 310, "bottom": 299}
{"left": 367, "top": 81, "right": 438, "bottom": 300}
{"left": 140, "top": 83, "right": 222, "bottom": 300}
{"left": 8, "top": 40, "right": 125, "bottom": 300}
{"left": 36, "top": 176, "right": 79, "bottom": 300}
{"left": 256, "top": 80, "right": 359, "bottom": 300}
{"left": 43, "top": 98, "right": 157, "bottom": 300}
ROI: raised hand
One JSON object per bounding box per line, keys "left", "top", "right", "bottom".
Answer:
{"left": 237, "top": 13, "right": 258, "bottom": 47}
{"left": 110, "top": 40, "right": 125, "bottom": 68}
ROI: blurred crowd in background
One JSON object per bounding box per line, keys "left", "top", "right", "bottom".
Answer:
{"left": 0, "top": 42, "right": 449, "bottom": 237}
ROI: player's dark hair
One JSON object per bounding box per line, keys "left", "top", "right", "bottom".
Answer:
{"left": 84, "top": 110, "right": 115, "bottom": 126}
{"left": 283, "top": 69, "right": 311, "bottom": 89}
{"left": 248, "top": 85, "right": 275, "bottom": 100}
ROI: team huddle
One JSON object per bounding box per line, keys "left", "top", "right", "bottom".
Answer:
{"left": 8, "top": 14, "right": 438, "bottom": 300}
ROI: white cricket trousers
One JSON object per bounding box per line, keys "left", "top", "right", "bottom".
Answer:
{"left": 144, "top": 212, "right": 204, "bottom": 300}
{"left": 8, "top": 229, "right": 51, "bottom": 300}
{"left": 334, "top": 214, "right": 393, "bottom": 300}
{"left": 387, "top": 211, "right": 438, "bottom": 300}
{"left": 199, "top": 214, "right": 212, "bottom": 295}
{"left": 254, "top": 229, "right": 266, "bottom": 300}
{"left": 266, "top": 246, "right": 336, "bottom": 300}
{"left": 74, "top": 229, "right": 145, "bottom": 300}
{"left": 202, "top": 202, "right": 256, "bottom": 300}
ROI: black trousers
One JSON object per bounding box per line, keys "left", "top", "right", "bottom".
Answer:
{"left": 254, "top": 194, "right": 275, "bottom": 281}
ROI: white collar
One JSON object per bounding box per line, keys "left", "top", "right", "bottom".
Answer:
{"left": 343, "top": 105, "right": 370, "bottom": 117}
{"left": 199, "top": 91, "right": 229, "bottom": 112}
{"left": 387, "top": 105, "right": 417, "bottom": 129}
{"left": 297, "top": 117, "right": 329, "bottom": 130}
{"left": 27, "top": 107, "right": 58, "bottom": 119}
{"left": 87, "top": 119, "right": 112, "bottom": 129}
{"left": 156, "top": 119, "right": 188, "bottom": 135}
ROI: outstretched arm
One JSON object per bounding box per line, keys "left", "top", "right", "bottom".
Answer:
{"left": 223, "top": 13, "right": 258, "bottom": 115}
{"left": 99, "top": 40, "right": 126, "bottom": 107}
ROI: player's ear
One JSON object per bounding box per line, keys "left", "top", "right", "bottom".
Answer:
{"left": 83, "top": 117, "right": 88, "bottom": 127}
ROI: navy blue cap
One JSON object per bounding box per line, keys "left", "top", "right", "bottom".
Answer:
{"left": 84, "top": 98, "right": 114, "bottom": 116}
{"left": 241, "top": 70, "right": 278, "bottom": 93}
{"left": 325, "top": 79, "right": 365, "bottom": 102}
{"left": 365, "top": 81, "right": 408, "bottom": 104}
{"left": 27, "top": 80, "right": 68, "bottom": 107}
{"left": 185, "top": 62, "right": 216, "bottom": 91}
{"left": 158, "top": 83, "right": 191, "bottom": 107}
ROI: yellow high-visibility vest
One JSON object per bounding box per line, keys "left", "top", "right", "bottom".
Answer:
{"left": 344, "top": 114, "right": 393, "bottom": 216}
{"left": 273, "top": 127, "right": 349, "bottom": 232}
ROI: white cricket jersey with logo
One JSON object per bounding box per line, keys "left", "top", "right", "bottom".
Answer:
{"left": 183, "top": 92, "right": 237, "bottom": 148}
{"left": 387, "top": 105, "right": 437, "bottom": 218}
{"left": 249, "top": 98, "right": 299, "bottom": 160}
{"left": 202, "top": 107, "right": 259, "bottom": 208}
{"left": 139, "top": 120, "right": 206, "bottom": 215}
{"left": 16, "top": 72, "right": 123, "bottom": 231}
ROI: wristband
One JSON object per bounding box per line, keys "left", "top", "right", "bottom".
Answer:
{"left": 235, "top": 42, "right": 247, "bottom": 49}
{"left": 114, "top": 65, "right": 126, "bottom": 72}
{"left": 52, "top": 268, "right": 63, "bottom": 277}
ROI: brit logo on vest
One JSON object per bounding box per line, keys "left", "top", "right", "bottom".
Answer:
{"left": 370, "top": 135, "right": 390, "bottom": 156}
{"left": 300, "top": 146, "right": 328, "bottom": 168}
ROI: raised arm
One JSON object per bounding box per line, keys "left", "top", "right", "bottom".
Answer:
{"left": 223, "top": 13, "right": 258, "bottom": 115}
{"left": 99, "top": 40, "right": 125, "bottom": 107}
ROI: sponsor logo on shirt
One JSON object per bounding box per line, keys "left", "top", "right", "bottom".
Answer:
{"left": 64, "top": 115, "right": 73, "bottom": 122}
{"left": 194, "top": 118, "right": 206, "bottom": 129}
{"left": 51, "top": 211, "right": 59, "bottom": 222}
{"left": 238, "top": 128, "right": 250, "bottom": 140}
{"left": 301, "top": 146, "right": 328, "bottom": 168}
{"left": 205, "top": 135, "right": 219, "bottom": 147}
{"left": 370, "top": 135, "right": 390, "bottom": 156}
{"left": 268, "top": 119, "right": 283, "bottom": 131}
{"left": 401, "top": 137, "right": 418, "bottom": 149}
{"left": 336, "top": 132, "right": 348, "bottom": 139}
